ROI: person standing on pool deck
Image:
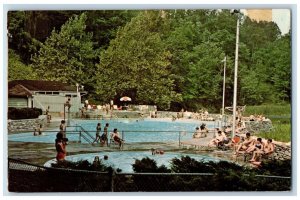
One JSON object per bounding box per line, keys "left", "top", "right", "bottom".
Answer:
{"left": 59, "top": 120, "right": 66, "bottom": 138}
{"left": 45, "top": 106, "right": 51, "bottom": 123}
{"left": 93, "top": 123, "right": 101, "bottom": 144}
{"left": 55, "top": 132, "right": 67, "bottom": 161}
{"left": 100, "top": 123, "right": 109, "bottom": 146}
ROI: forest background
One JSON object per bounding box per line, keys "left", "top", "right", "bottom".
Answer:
{"left": 7, "top": 10, "right": 291, "bottom": 112}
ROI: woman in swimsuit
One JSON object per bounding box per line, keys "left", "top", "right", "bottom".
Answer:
{"left": 93, "top": 123, "right": 101, "bottom": 144}
{"left": 55, "top": 132, "right": 67, "bottom": 161}
{"left": 245, "top": 137, "right": 263, "bottom": 153}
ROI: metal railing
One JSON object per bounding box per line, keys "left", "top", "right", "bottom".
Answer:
{"left": 69, "top": 125, "right": 95, "bottom": 144}
{"left": 9, "top": 127, "right": 218, "bottom": 148}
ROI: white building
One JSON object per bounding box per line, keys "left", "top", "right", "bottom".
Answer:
{"left": 8, "top": 80, "right": 86, "bottom": 114}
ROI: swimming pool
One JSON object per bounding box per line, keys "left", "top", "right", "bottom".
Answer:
{"left": 44, "top": 151, "right": 221, "bottom": 173}
{"left": 8, "top": 119, "right": 216, "bottom": 144}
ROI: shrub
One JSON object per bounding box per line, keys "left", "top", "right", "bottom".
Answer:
{"left": 129, "top": 156, "right": 291, "bottom": 191}
{"left": 8, "top": 107, "right": 42, "bottom": 119}
{"left": 51, "top": 159, "right": 120, "bottom": 173}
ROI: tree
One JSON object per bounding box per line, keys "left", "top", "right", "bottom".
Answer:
{"left": 8, "top": 10, "right": 291, "bottom": 110}
{"left": 165, "top": 10, "right": 235, "bottom": 111}
{"left": 85, "top": 10, "right": 139, "bottom": 50}
{"left": 252, "top": 33, "right": 291, "bottom": 103}
{"left": 181, "top": 42, "right": 226, "bottom": 110}
{"left": 31, "top": 13, "right": 96, "bottom": 91}
{"left": 240, "top": 17, "right": 281, "bottom": 58}
{"left": 8, "top": 49, "right": 37, "bottom": 81}
{"left": 8, "top": 11, "right": 42, "bottom": 64}
{"left": 96, "top": 11, "right": 180, "bottom": 109}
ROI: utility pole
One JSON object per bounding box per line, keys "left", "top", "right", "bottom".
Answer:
{"left": 232, "top": 10, "right": 241, "bottom": 138}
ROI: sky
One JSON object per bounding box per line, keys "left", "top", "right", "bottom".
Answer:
{"left": 273, "top": 9, "right": 291, "bottom": 35}
{"left": 1, "top": 0, "right": 299, "bottom": 199}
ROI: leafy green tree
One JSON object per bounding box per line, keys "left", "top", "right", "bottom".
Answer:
{"left": 8, "top": 10, "right": 291, "bottom": 110}
{"left": 265, "top": 34, "right": 291, "bottom": 102}
{"left": 31, "top": 13, "right": 96, "bottom": 90}
{"left": 8, "top": 11, "right": 42, "bottom": 64}
{"left": 96, "top": 11, "right": 180, "bottom": 109}
{"left": 8, "top": 49, "right": 37, "bottom": 80}
{"left": 23, "top": 11, "right": 81, "bottom": 42}
{"left": 240, "top": 17, "right": 281, "bottom": 57}
{"left": 85, "top": 10, "right": 139, "bottom": 50}
{"left": 165, "top": 10, "right": 237, "bottom": 111}
{"left": 240, "top": 33, "right": 291, "bottom": 104}
{"left": 182, "top": 43, "right": 225, "bottom": 108}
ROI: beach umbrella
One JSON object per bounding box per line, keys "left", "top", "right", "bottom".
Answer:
{"left": 120, "top": 96, "right": 132, "bottom": 101}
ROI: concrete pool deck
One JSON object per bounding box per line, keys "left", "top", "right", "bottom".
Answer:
{"left": 8, "top": 139, "right": 239, "bottom": 167}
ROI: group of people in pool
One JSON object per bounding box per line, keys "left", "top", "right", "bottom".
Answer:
{"left": 192, "top": 123, "right": 209, "bottom": 138}
{"left": 92, "top": 155, "right": 109, "bottom": 168}
{"left": 92, "top": 122, "right": 124, "bottom": 149}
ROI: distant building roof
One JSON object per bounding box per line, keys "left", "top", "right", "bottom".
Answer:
{"left": 8, "top": 80, "right": 77, "bottom": 92}
{"left": 8, "top": 84, "right": 33, "bottom": 97}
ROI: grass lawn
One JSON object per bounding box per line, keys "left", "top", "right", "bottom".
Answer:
{"left": 244, "top": 104, "right": 291, "bottom": 143}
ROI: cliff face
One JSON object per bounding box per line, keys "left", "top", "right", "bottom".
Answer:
{"left": 245, "top": 9, "right": 272, "bottom": 22}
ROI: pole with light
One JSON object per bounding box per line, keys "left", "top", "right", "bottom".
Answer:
{"left": 221, "top": 56, "right": 226, "bottom": 117}
{"left": 76, "top": 83, "right": 84, "bottom": 115}
{"left": 76, "top": 83, "right": 80, "bottom": 109}
{"left": 231, "top": 9, "right": 241, "bottom": 139}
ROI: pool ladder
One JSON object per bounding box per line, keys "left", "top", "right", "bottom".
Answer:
{"left": 72, "top": 125, "right": 96, "bottom": 144}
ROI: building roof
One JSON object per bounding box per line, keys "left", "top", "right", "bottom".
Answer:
{"left": 8, "top": 84, "right": 33, "bottom": 97}
{"left": 8, "top": 80, "right": 77, "bottom": 92}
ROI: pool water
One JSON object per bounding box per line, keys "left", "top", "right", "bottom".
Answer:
{"left": 44, "top": 151, "right": 221, "bottom": 173}
{"left": 8, "top": 119, "right": 216, "bottom": 144}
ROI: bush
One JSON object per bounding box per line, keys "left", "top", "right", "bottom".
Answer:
{"left": 8, "top": 107, "right": 43, "bottom": 119}
{"left": 51, "top": 159, "right": 122, "bottom": 173}
{"left": 128, "top": 156, "right": 291, "bottom": 191}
